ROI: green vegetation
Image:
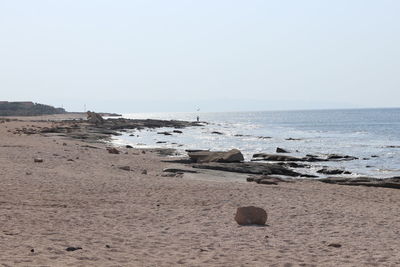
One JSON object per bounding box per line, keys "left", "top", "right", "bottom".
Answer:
{"left": 0, "top": 101, "right": 66, "bottom": 116}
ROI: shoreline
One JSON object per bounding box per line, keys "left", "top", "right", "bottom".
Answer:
{"left": 115, "top": 110, "right": 400, "bottom": 179}
{"left": 1, "top": 114, "right": 400, "bottom": 266}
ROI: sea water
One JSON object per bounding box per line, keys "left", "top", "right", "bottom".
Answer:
{"left": 111, "top": 108, "right": 400, "bottom": 178}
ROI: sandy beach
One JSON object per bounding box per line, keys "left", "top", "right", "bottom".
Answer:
{"left": 1, "top": 115, "right": 400, "bottom": 267}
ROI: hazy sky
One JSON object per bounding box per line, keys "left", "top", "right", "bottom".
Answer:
{"left": 1, "top": 0, "right": 399, "bottom": 112}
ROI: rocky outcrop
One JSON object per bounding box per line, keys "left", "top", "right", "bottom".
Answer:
{"left": 252, "top": 153, "right": 357, "bottom": 163}
{"left": 188, "top": 149, "right": 244, "bottom": 163}
{"left": 87, "top": 111, "right": 105, "bottom": 125}
{"left": 234, "top": 206, "right": 267, "bottom": 226}
{"left": 252, "top": 153, "right": 304, "bottom": 162}
{"left": 15, "top": 117, "right": 203, "bottom": 143}
{"left": 326, "top": 154, "right": 358, "bottom": 161}
{"left": 318, "top": 177, "right": 400, "bottom": 189}
{"left": 192, "top": 162, "right": 302, "bottom": 176}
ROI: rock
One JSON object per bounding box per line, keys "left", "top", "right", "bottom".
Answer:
{"left": 142, "top": 170, "right": 148, "bottom": 175}
{"left": 30, "top": 249, "right": 34, "bottom": 253}
{"left": 87, "top": 111, "right": 105, "bottom": 125}
{"left": 161, "top": 173, "right": 183, "bottom": 178}
{"left": 326, "top": 154, "right": 358, "bottom": 161}
{"left": 62, "top": 142, "right": 67, "bottom": 146}
{"left": 26, "top": 172, "right": 32, "bottom": 175}
{"left": 253, "top": 153, "right": 328, "bottom": 162}
{"left": 247, "top": 175, "right": 292, "bottom": 185}
{"left": 257, "top": 136, "right": 272, "bottom": 139}
{"left": 302, "top": 155, "right": 327, "bottom": 162}
{"left": 107, "top": 147, "right": 120, "bottom": 154}
{"left": 157, "top": 131, "right": 172, "bottom": 136}
{"left": 66, "top": 247, "right": 82, "bottom": 252}
{"left": 34, "top": 158, "right": 43, "bottom": 163}
{"left": 328, "top": 243, "right": 342, "bottom": 248}
{"left": 156, "top": 141, "right": 167, "bottom": 144}
{"left": 318, "top": 176, "right": 400, "bottom": 189}
{"left": 163, "top": 168, "right": 198, "bottom": 174}
{"left": 252, "top": 153, "right": 303, "bottom": 162}
{"left": 276, "top": 147, "right": 290, "bottom": 153}
{"left": 301, "top": 174, "right": 319, "bottom": 178}
{"left": 118, "top": 166, "right": 131, "bottom": 171}
{"left": 105, "top": 245, "right": 110, "bottom": 248}
{"left": 317, "top": 168, "right": 351, "bottom": 175}
{"left": 188, "top": 149, "right": 244, "bottom": 163}
{"left": 126, "top": 145, "right": 133, "bottom": 148}
{"left": 234, "top": 206, "right": 267, "bottom": 226}
{"left": 286, "top": 138, "right": 302, "bottom": 141}
{"left": 192, "top": 162, "right": 301, "bottom": 176}
{"left": 185, "top": 149, "right": 209, "bottom": 153}
{"left": 211, "top": 131, "right": 223, "bottom": 135}
{"left": 276, "top": 162, "right": 310, "bottom": 168}
{"left": 155, "top": 148, "right": 177, "bottom": 156}
{"left": 173, "top": 130, "right": 183, "bottom": 134}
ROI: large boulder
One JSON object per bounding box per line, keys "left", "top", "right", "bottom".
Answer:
{"left": 234, "top": 206, "right": 267, "bottom": 226}
{"left": 188, "top": 149, "right": 244, "bottom": 163}
{"left": 87, "top": 111, "right": 105, "bottom": 125}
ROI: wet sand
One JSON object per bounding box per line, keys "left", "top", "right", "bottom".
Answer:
{"left": 1, "top": 115, "right": 400, "bottom": 266}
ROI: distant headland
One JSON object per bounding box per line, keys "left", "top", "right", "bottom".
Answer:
{"left": 0, "top": 101, "right": 66, "bottom": 116}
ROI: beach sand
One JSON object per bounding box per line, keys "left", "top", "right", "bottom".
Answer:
{"left": 1, "top": 115, "right": 400, "bottom": 266}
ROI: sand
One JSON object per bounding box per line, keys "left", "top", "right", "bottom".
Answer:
{"left": 1, "top": 115, "right": 400, "bottom": 266}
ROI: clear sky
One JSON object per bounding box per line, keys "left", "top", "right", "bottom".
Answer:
{"left": 0, "top": 0, "right": 399, "bottom": 113}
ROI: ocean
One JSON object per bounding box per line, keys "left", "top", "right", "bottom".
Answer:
{"left": 111, "top": 108, "right": 400, "bottom": 178}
